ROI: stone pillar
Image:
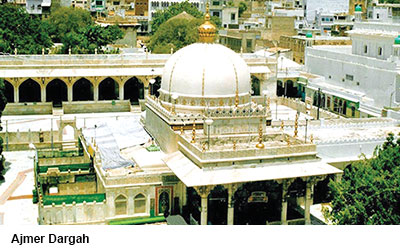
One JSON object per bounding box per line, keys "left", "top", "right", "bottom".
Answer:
{"left": 281, "top": 180, "right": 291, "bottom": 225}
{"left": 304, "top": 181, "right": 312, "bottom": 225}
{"left": 226, "top": 183, "right": 240, "bottom": 225}
{"left": 335, "top": 173, "right": 343, "bottom": 182}
{"left": 119, "top": 83, "right": 124, "bottom": 101}
{"left": 94, "top": 85, "right": 99, "bottom": 102}
{"left": 201, "top": 196, "right": 208, "bottom": 225}
{"left": 14, "top": 85, "right": 19, "bottom": 103}
{"left": 227, "top": 186, "right": 234, "bottom": 225}
{"left": 194, "top": 186, "right": 213, "bottom": 225}
{"left": 41, "top": 86, "right": 46, "bottom": 103}
{"left": 144, "top": 86, "right": 149, "bottom": 99}
{"left": 68, "top": 85, "right": 73, "bottom": 103}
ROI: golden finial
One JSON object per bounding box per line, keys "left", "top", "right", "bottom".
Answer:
{"left": 202, "top": 142, "right": 206, "bottom": 152}
{"left": 266, "top": 97, "right": 271, "bottom": 111}
{"left": 280, "top": 120, "right": 284, "bottom": 131}
{"left": 310, "top": 134, "right": 314, "bottom": 143}
{"left": 294, "top": 113, "right": 298, "bottom": 137}
{"left": 233, "top": 141, "right": 237, "bottom": 150}
{"left": 234, "top": 90, "right": 239, "bottom": 108}
{"left": 198, "top": 2, "right": 216, "bottom": 43}
{"left": 256, "top": 121, "right": 265, "bottom": 149}
{"left": 180, "top": 125, "right": 184, "bottom": 135}
{"left": 286, "top": 136, "right": 291, "bottom": 146}
{"left": 191, "top": 121, "right": 196, "bottom": 143}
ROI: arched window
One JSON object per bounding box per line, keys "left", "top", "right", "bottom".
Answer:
{"left": 364, "top": 45, "right": 368, "bottom": 54}
{"left": 134, "top": 193, "right": 146, "bottom": 213}
{"left": 115, "top": 195, "right": 127, "bottom": 215}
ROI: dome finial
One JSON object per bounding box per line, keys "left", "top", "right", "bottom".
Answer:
{"left": 198, "top": 2, "right": 216, "bottom": 43}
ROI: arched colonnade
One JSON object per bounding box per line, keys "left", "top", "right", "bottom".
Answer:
{"left": 3, "top": 75, "right": 161, "bottom": 105}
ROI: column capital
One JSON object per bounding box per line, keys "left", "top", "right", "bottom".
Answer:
{"left": 302, "top": 175, "right": 326, "bottom": 186}
{"left": 223, "top": 183, "right": 241, "bottom": 194}
{"left": 194, "top": 185, "right": 214, "bottom": 199}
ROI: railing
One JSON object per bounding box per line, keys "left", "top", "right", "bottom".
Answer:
{"left": 178, "top": 133, "right": 316, "bottom": 163}
{"left": 38, "top": 163, "right": 92, "bottom": 174}
{"left": 42, "top": 193, "right": 105, "bottom": 206}
{"left": 37, "top": 149, "right": 83, "bottom": 159}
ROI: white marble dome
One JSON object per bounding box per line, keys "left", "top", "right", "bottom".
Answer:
{"left": 160, "top": 43, "right": 251, "bottom": 102}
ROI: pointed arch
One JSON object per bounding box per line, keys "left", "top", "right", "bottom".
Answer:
{"left": 46, "top": 78, "right": 68, "bottom": 105}
{"left": 124, "top": 77, "right": 144, "bottom": 105}
{"left": 99, "top": 77, "right": 119, "bottom": 100}
{"left": 19, "top": 78, "right": 41, "bottom": 102}
{"left": 3, "top": 80, "right": 14, "bottom": 103}
{"left": 115, "top": 194, "right": 127, "bottom": 216}
{"left": 134, "top": 193, "right": 146, "bottom": 214}
{"left": 73, "top": 78, "right": 93, "bottom": 101}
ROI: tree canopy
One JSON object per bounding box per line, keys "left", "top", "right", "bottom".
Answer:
{"left": 325, "top": 133, "right": 400, "bottom": 225}
{"left": 148, "top": 17, "right": 202, "bottom": 54}
{"left": 238, "top": 1, "right": 248, "bottom": 17}
{"left": 0, "top": 5, "right": 123, "bottom": 54}
{"left": 0, "top": 79, "right": 8, "bottom": 182}
{"left": 43, "top": 7, "right": 93, "bottom": 43}
{"left": 150, "top": 1, "right": 221, "bottom": 34}
{"left": 61, "top": 24, "right": 124, "bottom": 54}
{"left": 0, "top": 4, "right": 52, "bottom": 54}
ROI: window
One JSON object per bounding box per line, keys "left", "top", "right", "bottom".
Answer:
{"left": 377, "top": 13, "right": 380, "bottom": 19}
{"left": 345, "top": 74, "right": 354, "bottom": 81}
{"left": 134, "top": 194, "right": 146, "bottom": 213}
{"left": 113, "top": 1, "right": 119, "bottom": 5}
{"left": 364, "top": 45, "right": 368, "bottom": 54}
{"left": 378, "top": 47, "right": 383, "bottom": 56}
{"left": 115, "top": 195, "right": 127, "bottom": 215}
{"left": 212, "top": 11, "right": 220, "bottom": 17}
{"left": 231, "top": 13, "right": 236, "bottom": 21}
{"left": 246, "top": 39, "right": 252, "bottom": 49}
{"left": 212, "top": 1, "right": 219, "bottom": 6}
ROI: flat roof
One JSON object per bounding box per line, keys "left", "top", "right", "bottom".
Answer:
{"left": 163, "top": 151, "right": 342, "bottom": 187}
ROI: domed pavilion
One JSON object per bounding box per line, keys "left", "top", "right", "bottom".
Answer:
{"left": 143, "top": 4, "right": 342, "bottom": 225}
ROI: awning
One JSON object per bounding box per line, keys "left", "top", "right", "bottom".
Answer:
{"left": 307, "top": 85, "right": 361, "bottom": 104}
{"left": 163, "top": 151, "right": 342, "bottom": 187}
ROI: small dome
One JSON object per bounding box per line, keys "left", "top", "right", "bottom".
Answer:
{"left": 160, "top": 43, "right": 250, "bottom": 104}
{"left": 395, "top": 35, "right": 400, "bottom": 45}
{"left": 306, "top": 32, "right": 313, "bottom": 38}
{"left": 355, "top": 5, "right": 362, "bottom": 12}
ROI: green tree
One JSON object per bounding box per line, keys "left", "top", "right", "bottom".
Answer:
{"left": 238, "top": 1, "right": 247, "bottom": 17}
{"left": 61, "top": 25, "right": 124, "bottom": 54}
{"left": 0, "top": 4, "right": 52, "bottom": 54}
{"left": 43, "top": 7, "right": 93, "bottom": 43}
{"left": 151, "top": 1, "right": 221, "bottom": 34}
{"left": 149, "top": 18, "right": 202, "bottom": 54}
{"left": 0, "top": 79, "right": 8, "bottom": 182}
{"left": 325, "top": 133, "right": 400, "bottom": 224}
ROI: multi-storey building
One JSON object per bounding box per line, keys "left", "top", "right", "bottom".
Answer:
{"left": 303, "top": 21, "right": 400, "bottom": 118}
{"left": 280, "top": 34, "right": 351, "bottom": 64}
